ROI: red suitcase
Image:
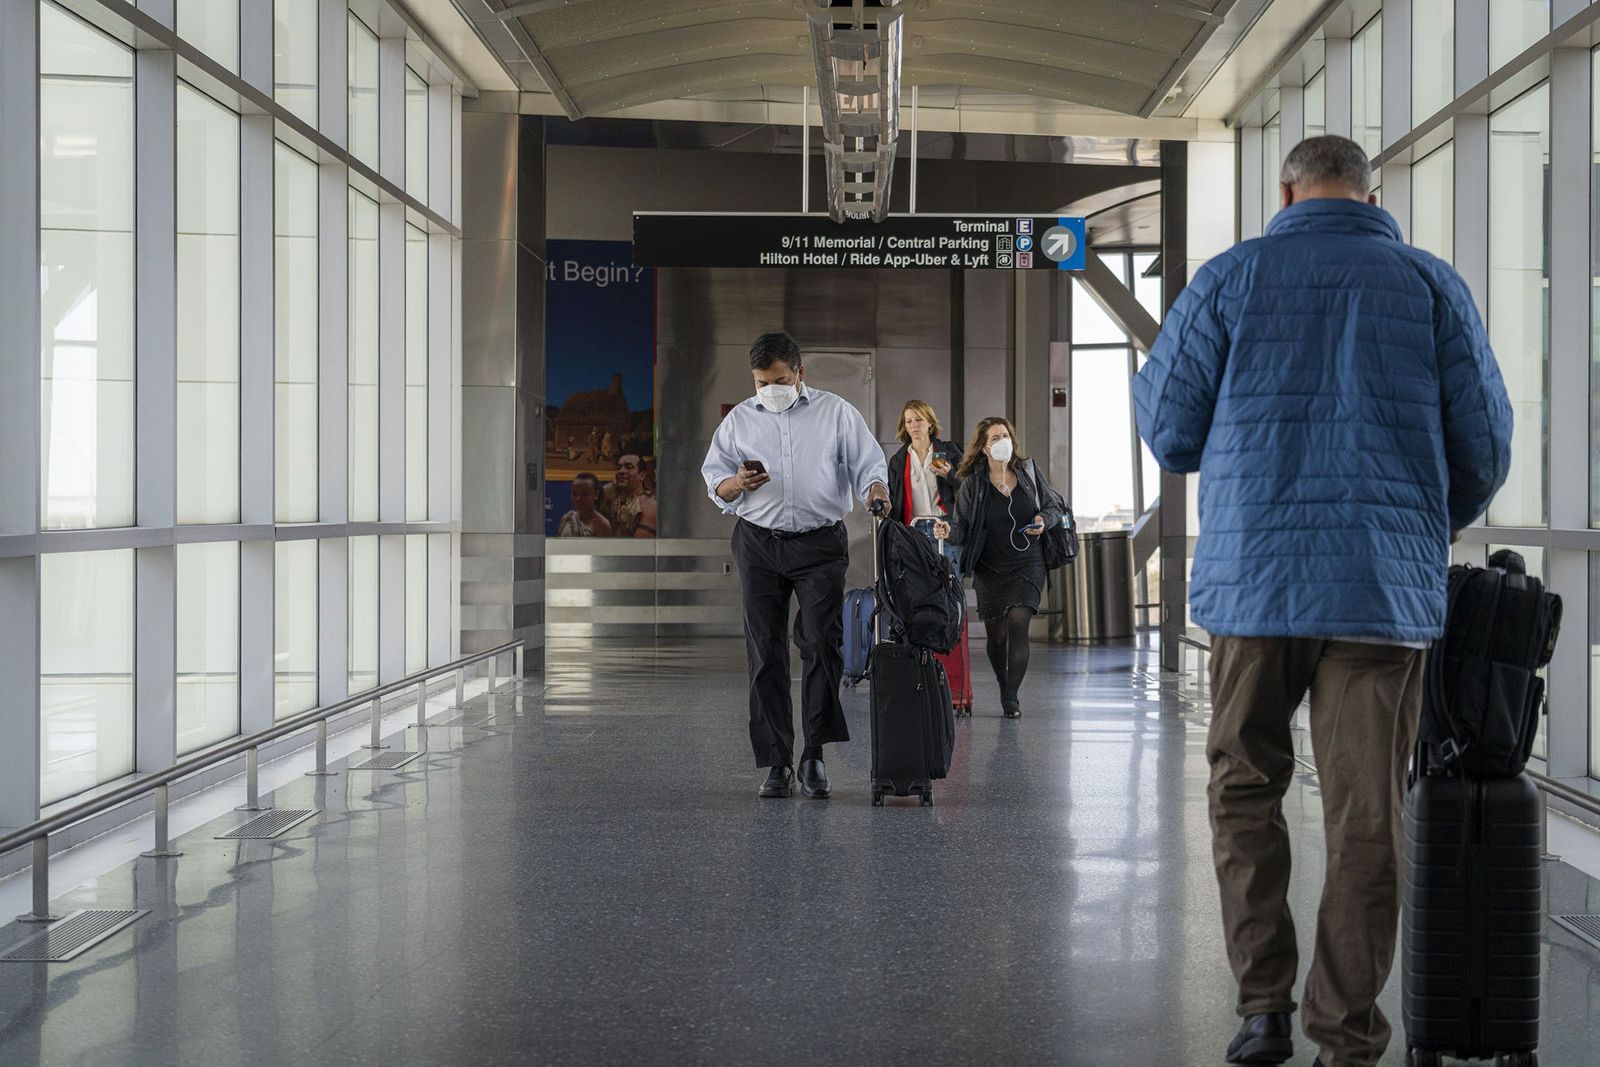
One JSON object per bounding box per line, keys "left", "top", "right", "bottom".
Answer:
{"left": 937, "top": 607, "right": 974, "bottom": 717}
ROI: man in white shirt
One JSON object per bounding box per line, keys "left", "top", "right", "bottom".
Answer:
{"left": 702, "top": 332, "right": 889, "bottom": 800}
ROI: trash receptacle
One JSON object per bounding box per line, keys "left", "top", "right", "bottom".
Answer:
{"left": 1065, "top": 530, "right": 1135, "bottom": 642}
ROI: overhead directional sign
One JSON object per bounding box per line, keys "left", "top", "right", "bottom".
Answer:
{"left": 632, "top": 213, "right": 1089, "bottom": 271}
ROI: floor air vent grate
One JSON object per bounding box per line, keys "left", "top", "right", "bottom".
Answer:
{"left": 1554, "top": 914, "right": 1600, "bottom": 951}
{"left": 2, "top": 910, "right": 148, "bottom": 962}
{"left": 216, "top": 809, "right": 318, "bottom": 840}
{"left": 347, "top": 750, "right": 423, "bottom": 771}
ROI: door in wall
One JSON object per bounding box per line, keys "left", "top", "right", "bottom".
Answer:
{"left": 799, "top": 350, "right": 878, "bottom": 593}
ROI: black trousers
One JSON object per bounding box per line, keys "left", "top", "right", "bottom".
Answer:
{"left": 731, "top": 519, "right": 851, "bottom": 768}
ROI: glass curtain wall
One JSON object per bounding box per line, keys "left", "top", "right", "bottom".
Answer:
{"left": 39, "top": 550, "right": 134, "bottom": 806}
{"left": 1263, "top": 115, "right": 1282, "bottom": 226}
{"left": 1491, "top": 1, "right": 1549, "bottom": 71}
{"left": 348, "top": 14, "right": 379, "bottom": 167}
{"left": 1070, "top": 255, "right": 1143, "bottom": 531}
{"left": 275, "top": 142, "right": 318, "bottom": 522}
{"left": 349, "top": 536, "right": 378, "bottom": 694}
{"left": 1305, "top": 70, "right": 1326, "bottom": 139}
{"left": 176, "top": 542, "right": 239, "bottom": 755}
{"left": 9, "top": 0, "right": 459, "bottom": 808}
{"left": 406, "top": 68, "right": 429, "bottom": 199}
{"left": 1487, "top": 85, "right": 1550, "bottom": 528}
{"left": 406, "top": 225, "right": 429, "bottom": 520}
{"left": 274, "top": 540, "right": 317, "bottom": 720}
{"left": 177, "top": 0, "right": 238, "bottom": 74}
{"left": 175, "top": 84, "right": 241, "bottom": 525}
{"left": 273, "top": 0, "right": 317, "bottom": 126}
{"left": 39, "top": 4, "right": 134, "bottom": 531}
{"left": 1413, "top": 0, "right": 1453, "bottom": 120}
{"left": 1352, "top": 16, "right": 1383, "bottom": 158}
{"left": 349, "top": 190, "right": 380, "bottom": 522}
{"left": 1411, "top": 143, "right": 1453, "bottom": 262}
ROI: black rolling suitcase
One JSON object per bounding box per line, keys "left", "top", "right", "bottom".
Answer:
{"left": 869, "top": 642, "right": 954, "bottom": 806}
{"left": 865, "top": 511, "right": 956, "bottom": 807}
{"left": 1402, "top": 550, "right": 1561, "bottom": 1067}
{"left": 1402, "top": 775, "right": 1542, "bottom": 1067}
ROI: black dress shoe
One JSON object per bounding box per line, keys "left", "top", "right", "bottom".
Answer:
{"left": 759, "top": 765, "right": 794, "bottom": 798}
{"left": 1001, "top": 699, "right": 1022, "bottom": 719}
{"left": 1224, "top": 1013, "right": 1293, "bottom": 1064}
{"left": 798, "top": 758, "right": 830, "bottom": 799}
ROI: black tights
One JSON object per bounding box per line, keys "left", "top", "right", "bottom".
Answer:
{"left": 983, "top": 606, "right": 1034, "bottom": 705}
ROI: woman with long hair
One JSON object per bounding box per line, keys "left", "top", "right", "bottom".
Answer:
{"left": 934, "top": 416, "right": 1063, "bottom": 719}
{"left": 886, "top": 399, "right": 971, "bottom": 714}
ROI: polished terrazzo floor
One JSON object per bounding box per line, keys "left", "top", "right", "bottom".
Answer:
{"left": 0, "top": 638, "right": 1597, "bottom": 1066}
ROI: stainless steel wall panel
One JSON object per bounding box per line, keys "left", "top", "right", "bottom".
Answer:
{"left": 462, "top": 112, "right": 519, "bottom": 241}
{"left": 462, "top": 239, "right": 519, "bottom": 387}
{"left": 964, "top": 270, "right": 1015, "bottom": 350}
{"left": 874, "top": 347, "right": 954, "bottom": 441}
{"left": 545, "top": 145, "right": 657, "bottom": 240}
{"left": 651, "top": 149, "right": 801, "bottom": 213}
{"left": 544, "top": 540, "right": 743, "bottom": 635}
{"left": 657, "top": 269, "right": 786, "bottom": 350}
{"left": 546, "top": 588, "right": 657, "bottom": 608}
{"left": 780, "top": 272, "right": 880, "bottom": 349}
{"left": 875, "top": 272, "right": 953, "bottom": 350}
{"left": 962, "top": 348, "right": 1010, "bottom": 431}
{"left": 548, "top": 571, "right": 660, "bottom": 590}
{"left": 462, "top": 387, "right": 517, "bottom": 532}
{"left": 657, "top": 344, "right": 772, "bottom": 444}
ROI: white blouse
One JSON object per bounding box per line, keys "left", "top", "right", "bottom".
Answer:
{"left": 908, "top": 446, "right": 941, "bottom": 518}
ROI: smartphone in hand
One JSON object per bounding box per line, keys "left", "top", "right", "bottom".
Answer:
{"left": 741, "top": 459, "right": 767, "bottom": 476}
{"left": 1019, "top": 522, "right": 1045, "bottom": 534}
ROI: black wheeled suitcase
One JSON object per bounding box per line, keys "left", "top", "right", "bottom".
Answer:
{"left": 1401, "top": 549, "right": 1558, "bottom": 1067}
{"left": 865, "top": 510, "right": 956, "bottom": 807}
{"left": 869, "top": 642, "right": 954, "bottom": 807}
{"left": 1401, "top": 773, "right": 1542, "bottom": 1067}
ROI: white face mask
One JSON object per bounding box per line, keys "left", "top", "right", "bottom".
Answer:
{"left": 757, "top": 383, "right": 799, "bottom": 412}
{"left": 988, "top": 436, "right": 1014, "bottom": 463}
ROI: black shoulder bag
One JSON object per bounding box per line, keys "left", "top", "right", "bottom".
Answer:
{"left": 1027, "top": 459, "right": 1078, "bottom": 570}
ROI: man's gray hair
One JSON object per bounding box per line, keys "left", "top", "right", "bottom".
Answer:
{"left": 1280, "top": 135, "right": 1371, "bottom": 194}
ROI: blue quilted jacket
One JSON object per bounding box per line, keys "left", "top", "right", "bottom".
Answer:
{"left": 1133, "top": 199, "right": 1513, "bottom": 643}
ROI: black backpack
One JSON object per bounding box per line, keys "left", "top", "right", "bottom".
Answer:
{"left": 1418, "top": 549, "right": 1562, "bottom": 779}
{"left": 874, "top": 520, "right": 964, "bottom": 653}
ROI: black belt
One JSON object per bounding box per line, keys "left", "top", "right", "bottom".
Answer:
{"left": 744, "top": 519, "right": 841, "bottom": 540}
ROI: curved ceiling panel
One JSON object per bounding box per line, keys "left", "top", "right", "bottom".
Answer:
{"left": 501, "top": 0, "right": 1233, "bottom": 120}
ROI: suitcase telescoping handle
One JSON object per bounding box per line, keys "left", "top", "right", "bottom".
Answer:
{"left": 868, "top": 500, "right": 887, "bottom": 643}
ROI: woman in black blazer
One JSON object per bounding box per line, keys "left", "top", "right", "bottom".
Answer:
{"left": 885, "top": 399, "right": 963, "bottom": 532}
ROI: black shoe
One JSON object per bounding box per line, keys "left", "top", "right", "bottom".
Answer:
{"left": 759, "top": 765, "right": 794, "bottom": 798}
{"left": 1001, "top": 699, "right": 1021, "bottom": 719}
{"left": 1225, "top": 1013, "right": 1293, "bottom": 1064}
{"left": 799, "top": 758, "right": 830, "bottom": 799}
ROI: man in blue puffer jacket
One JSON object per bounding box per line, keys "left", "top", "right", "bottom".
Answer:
{"left": 1135, "top": 136, "right": 1512, "bottom": 1067}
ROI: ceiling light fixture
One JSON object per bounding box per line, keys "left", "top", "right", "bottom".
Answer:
{"left": 806, "top": 0, "right": 904, "bottom": 223}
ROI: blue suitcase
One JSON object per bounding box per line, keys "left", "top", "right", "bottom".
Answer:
{"left": 842, "top": 587, "right": 875, "bottom": 686}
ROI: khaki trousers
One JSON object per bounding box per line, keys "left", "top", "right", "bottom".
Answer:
{"left": 1207, "top": 636, "right": 1424, "bottom": 1067}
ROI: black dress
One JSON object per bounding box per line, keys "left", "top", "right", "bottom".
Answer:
{"left": 973, "top": 480, "right": 1046, "bottom": 621}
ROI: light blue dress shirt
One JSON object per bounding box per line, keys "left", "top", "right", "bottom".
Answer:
{"left": 701, "top": 386, "right": 889, "bottom": 532}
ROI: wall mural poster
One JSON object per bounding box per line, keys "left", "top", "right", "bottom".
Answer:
{"left": 543, "top": 239, "right": 657, "bottom": 538}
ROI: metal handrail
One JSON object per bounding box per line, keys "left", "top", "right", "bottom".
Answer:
{"left": 1167, "top": 633, "right": 1600, "bottom": 820}
{"left": 1, "top": 639, "right": 526, "bottom": 923}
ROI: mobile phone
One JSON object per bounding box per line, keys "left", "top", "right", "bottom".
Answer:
{"left": 1019, "top": 522, "right": 1044, "bottom": 533}
{"left": 741, "top": 459, "right": 767, "bottom": 476}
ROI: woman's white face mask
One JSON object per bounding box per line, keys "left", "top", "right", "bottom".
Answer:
{"left": 987, "top": 436, "right": 1014, "bottom": 463}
